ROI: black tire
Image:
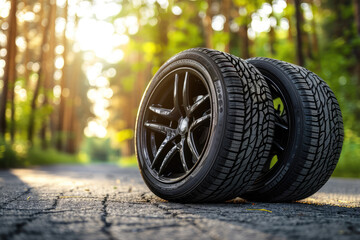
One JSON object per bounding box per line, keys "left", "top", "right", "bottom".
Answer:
{"left": 243, "top": 57, "right": 344, "bottom": 202}
{"left": 135, "top": 48, "right": 274, "bottom": 202}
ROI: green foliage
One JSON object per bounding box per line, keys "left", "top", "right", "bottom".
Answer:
{"left": 0, "top": 140, "right": 88, "bottom": 168}
{"left": 82, "top": 137, "right": 120, "bottom": 162}
{"left": 213, "top": 32, "right": 230, "bottom": 52}
{"left": 26, "top": 148, "right": 89, "bottom": 166}
{"left": 0, "top": 138, "right": 19, "bottom": 168}
{"left": 333, "top": 129, "right": 360, "bottom": 178}
{"left": 117, "top": 154, "right": 138, "bottom": 168}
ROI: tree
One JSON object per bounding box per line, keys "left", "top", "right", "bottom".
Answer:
{"left": 28, "top": 1, "right": 52, "bottom": 145}
{"left": 40, "top": 1, "right": 56, "bottom": 149}
{"left": 354, "top": 0, "right": 360, "bottom": 88}
{"left": 286, "top": 0, "right": 294, "bottom": 41}
{"left": 238, "top": 17, "right": 251, "bottom": 59}
{"left": 294, "top": 0, "right": 304, "bottom": 66}
{"left": 268, "top": 0, "right": 276, "bottom": 56}
{"left": 222, "top": 0, "right": 232, "bottom": 52}
{"left": 203, "top": 0, "right": 214, "bottom": 48}
{"left": 0, "top": 0, "right": 17, "bottom": 140}
{"left": 56, "top": 0, "right": 68, "bottom": 151}
{"left": 310, "top": 1, "right": 319, "bottom": 60}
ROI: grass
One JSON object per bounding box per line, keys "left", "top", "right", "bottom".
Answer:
{"left": 332, "top": 130, "right": 360, "bottom": 178}
{"left": 26, "top": 148, "right": 89, "bottom": 166}
{"left": 333, "top": 158, "right": 360, "bottom": 178}
{"left": 117, "top": 155, "right": 138, "bottom": 168}
{"left": 0, "top": 143, "right": 89, "bottom": 168}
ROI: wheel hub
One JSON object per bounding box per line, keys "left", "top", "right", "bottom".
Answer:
{"left": 178, "top": 117, "right": 189, "bottom": 135}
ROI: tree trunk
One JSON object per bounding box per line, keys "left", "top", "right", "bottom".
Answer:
{"left": 267, "top": 0, "right": 276, "bottom": 56}
{"left": 310, "top": 1, "right": 319, "bottom": 60}
{"left": 354, "top": 0, "right": 360, "bottom": 116}
{"left": 8, "top": 0, "right": 17, "bottom": 144}
{"left": 355, "top": 0, "right": 360, "bottom": 36}
{"left": 0, "top": 0, "right": 17, "bottom": 140}
{"left": 66, "top": 53, "right": 81, "bottom": 154}
{"left": 239, "top": 22, "right": 250, "bottom": 59}
{"left": 294, "top": 0, "right": 304, "bottom": 66}
{"left": 23, "top": 1, "right": 30, "bottom": 88}
{"left": 156, "top": 6, "right": 169, "bottom": 64}
{"left": 354, "top": 0, "right": 360, "bottom": 67}
{"left": 222, "top": 0, "right": 231, "bottom": 52}
{"left": 203, "top": 0, "right": 213, "bottom": 48}
{"left": 28, "top": 0, "right": 51, "bottom": 145}
{"left": 286, "top": 0, "right": 293, "bottom": 41}
{"left": 269, "top": 27, "right": 276, "bottom": 56}
{"left": 56, "top": 0, "right": 68, "bottom": 151}
{"left": 40, "top": 1, "right": 56, "bottom": 149}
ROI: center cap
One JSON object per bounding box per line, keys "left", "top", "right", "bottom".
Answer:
{"left": 179, "top": 117, "right": 189, "bottom": 135}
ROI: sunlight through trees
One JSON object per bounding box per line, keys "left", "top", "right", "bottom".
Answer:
{"left": 0, "top": 0, "right": 359, "bottom": 174}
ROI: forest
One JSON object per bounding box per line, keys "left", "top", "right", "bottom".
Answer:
{"left": 0, "top": 0, "right": 359, "bottom": 177}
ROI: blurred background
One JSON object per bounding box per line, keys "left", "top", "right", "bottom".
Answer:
{"left": 0, "top": 0, "right": 359, "bottom": 177}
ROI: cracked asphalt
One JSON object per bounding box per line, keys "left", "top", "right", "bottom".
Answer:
{"left": 0, "top": 164, "right": 359, "bottom": 240}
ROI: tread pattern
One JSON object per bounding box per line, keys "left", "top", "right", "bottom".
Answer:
{"left": 244, "top": 57, "right": 344, "bottom": 202}
{"left": 175, "top": 49, "right": 274, "bottom": 202}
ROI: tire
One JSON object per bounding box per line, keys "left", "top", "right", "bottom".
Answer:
{"left": 243, "top": 57, "right": 344, "bottom": 202}
{"left": 135, "top": 48, "right": 274, "bottom": 202}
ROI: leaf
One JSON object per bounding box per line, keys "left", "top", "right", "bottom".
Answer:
{"left": 246, "top": 208, "right": 272, "bottom": 213}
{"left": 116, "top": 129, "right": 134, "bottom": 143}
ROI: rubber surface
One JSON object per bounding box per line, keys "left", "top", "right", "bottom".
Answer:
{"left": 135, "top": 48, "right": 274, "bottom": 202}
{"left": 243, "top": 57, "right": 344, "bottom": 202}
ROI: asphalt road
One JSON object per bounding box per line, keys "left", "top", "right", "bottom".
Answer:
{"left": 0, "top": 164, "right": 359, "bottom": 240}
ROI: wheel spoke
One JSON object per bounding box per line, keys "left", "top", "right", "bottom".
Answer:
{"left": 149, "top": 105, "right": 172, "bottom": 117}
{"left": 150, "top": 132, "right": 157, "bottom": 157}
{"left": 271, "top": 89, "right": 280, "bottom": 99}
{"left": 151, "top": 135, "right": 172, "bottom": 168}
{"left": 281, "top": 109, "right": 288, "bottom": 123}
{"left": 275, "top": 121, "right": 288, "bottom": 131}
{"left": 158, "top": 145, "right": 178, "bottom": 175}
{"left": 189, "top": 95, "right": 210, "bottom": 115}
{"left": 265, "top": 76, "right": 280, "bottom": 99}
{"left": 187, "top": 133, "right": 199, "bottom": 160}
{"left": 149, "top": 105, "right": 180, "bottom": 120}
{"left": 262, "top": 157, "right": 272, "bottom": 172}
{"left": 145, "top": 122, "right": 174, "bottom": 135}
{"left": 275, "top": 102, "right": 281, "bottom": 114}
{"left": 189, "top": 114, "right": 211, "bottom": 132}
{"left": 273, "top": 140, "right": 285, "bottom": 151}
{"left": 179, "top": 138, "right": 189, "bottom": 172}
{"left": 174, "top": 73, "right": 181, "bottom": 112}
{"left": 182, "top": 72, "right": 190, "bottom": 114}
{"left": 274, "top": 112, "right": 287, "bottom": 125}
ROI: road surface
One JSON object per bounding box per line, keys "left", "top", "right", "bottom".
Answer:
{"left": 0, "top": 164, "right": 359, "bottom": 240}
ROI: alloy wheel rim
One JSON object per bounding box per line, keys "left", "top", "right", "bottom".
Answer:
{"left": 262, "top": 75, "right": 291, "bottom": 176}
{"left": 141, "top": 68, "right": 212, "bottom": 183}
